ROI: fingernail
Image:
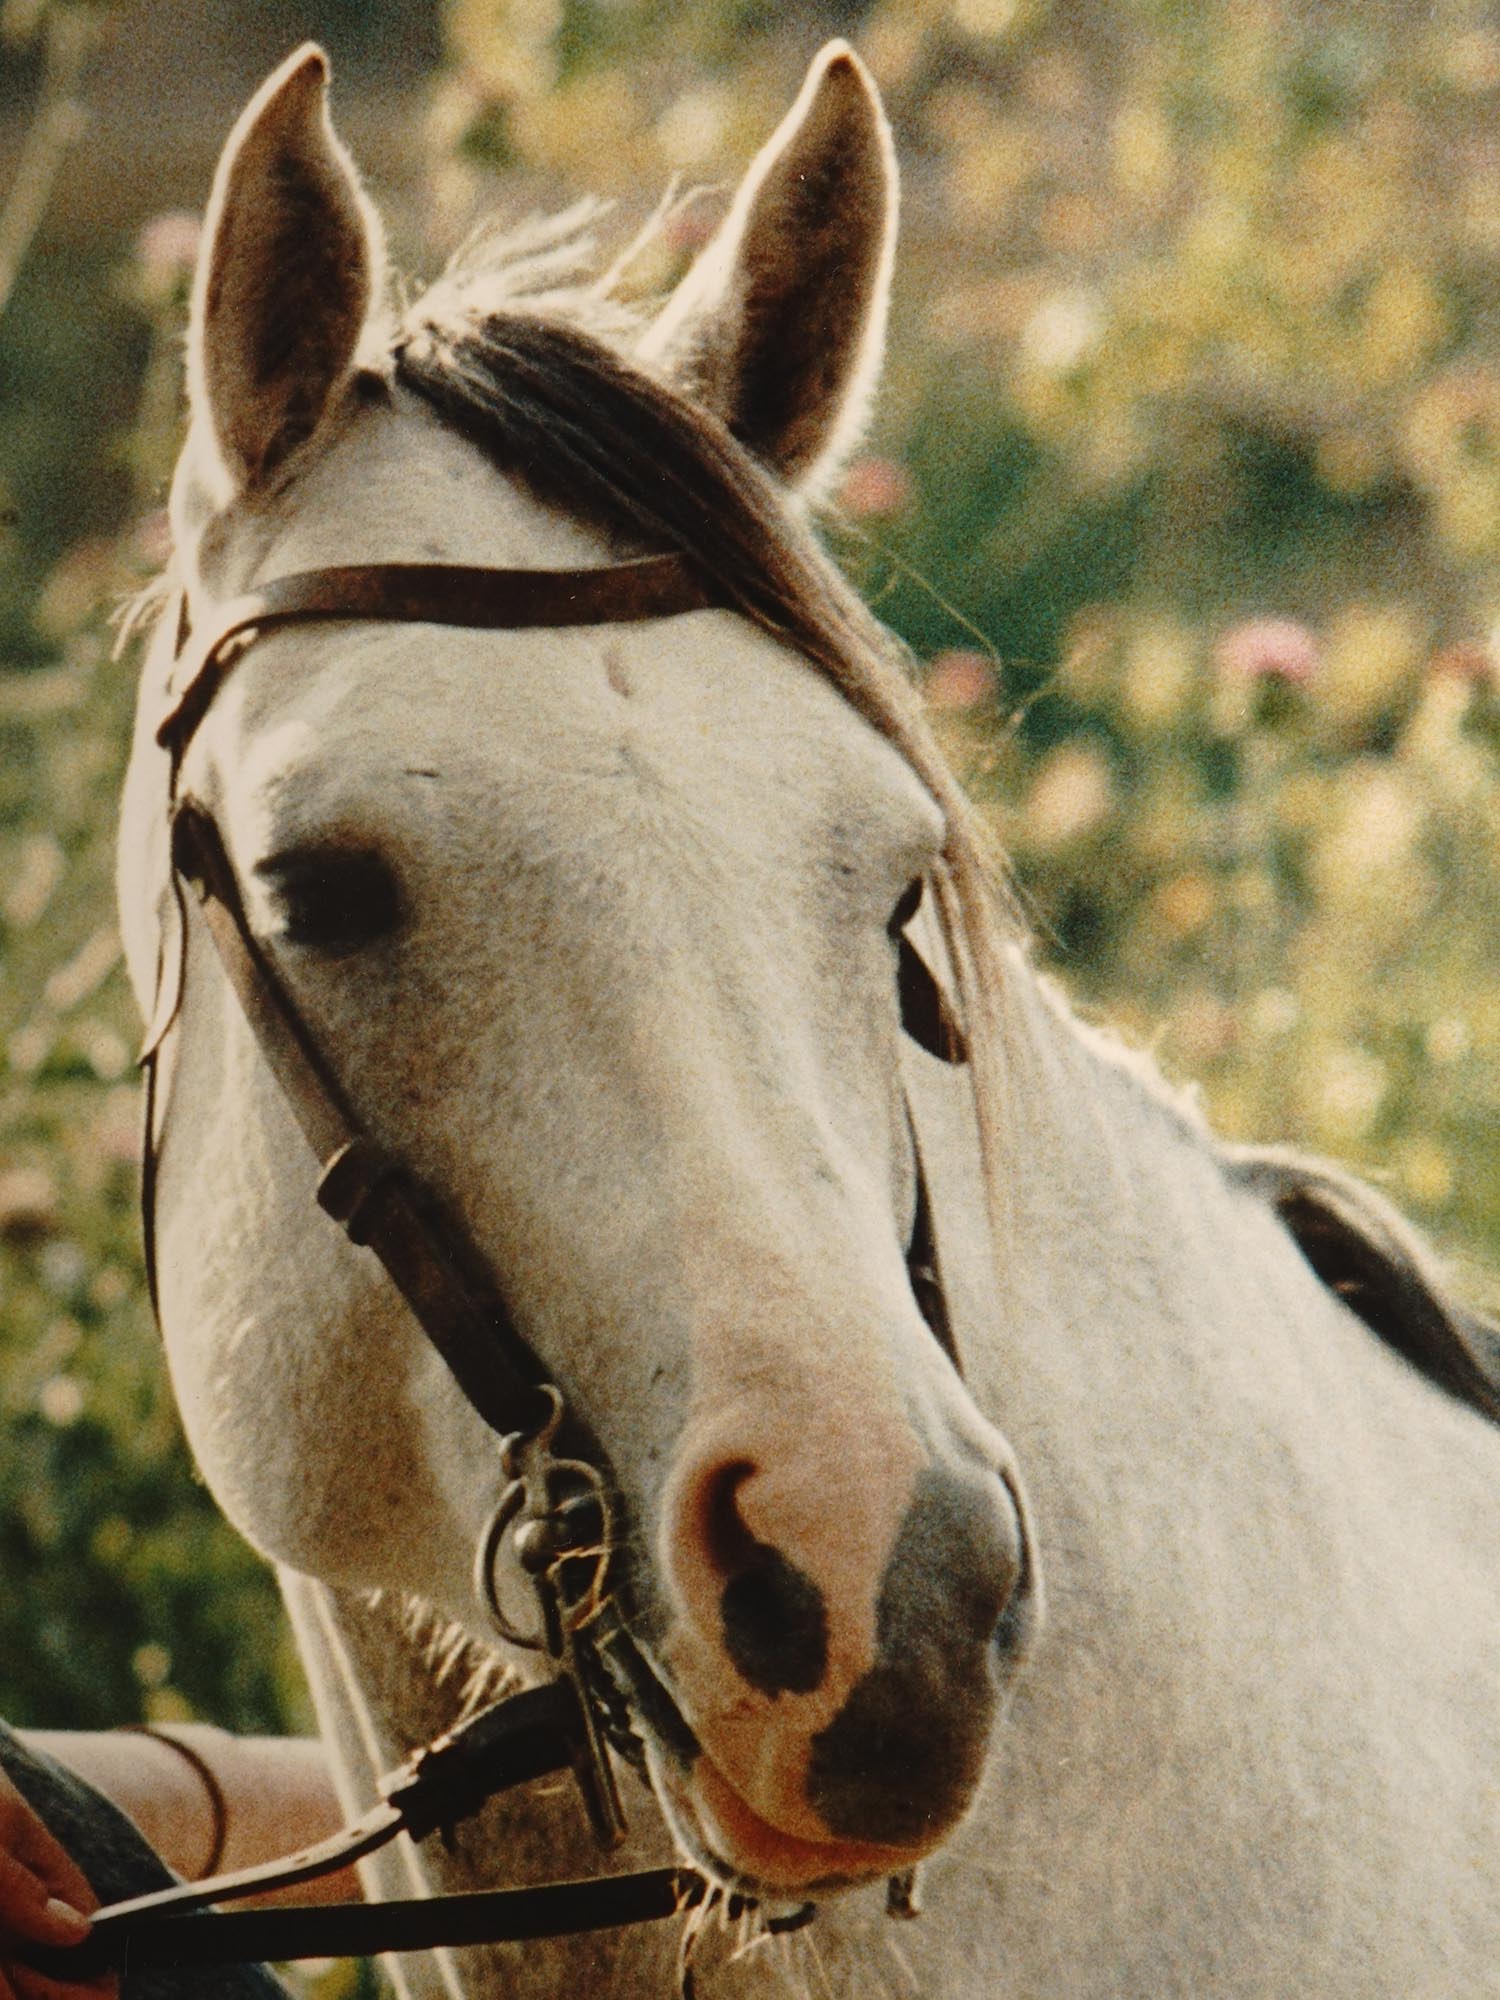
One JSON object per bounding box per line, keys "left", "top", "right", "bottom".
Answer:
{"left": 44, "top": 1896, "right": 90, "bottom": 1934}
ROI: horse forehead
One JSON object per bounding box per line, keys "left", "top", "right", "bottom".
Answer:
{"left": 195, "top": 390, "right": 943, "bottom": 863}
{"left": 219, "top": 611, "right": 942, "bottom": 885}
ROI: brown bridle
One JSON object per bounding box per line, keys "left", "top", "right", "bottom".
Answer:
{"left": 150, "top": 553, "right": 720, "bottom": 1448}
{"left": 49, "top": 550, "right": 961, "bottom": 1978}
{"left": 156, "top": 553, "right": 717, "bottom": 758}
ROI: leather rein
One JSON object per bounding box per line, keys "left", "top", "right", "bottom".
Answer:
{"left": 35, "top": 552, "right": 960, "bottom": 1981}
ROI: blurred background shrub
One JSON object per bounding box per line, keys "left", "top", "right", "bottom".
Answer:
{"left": 1, "top": 0, "right": 1498, "bottom": 1796}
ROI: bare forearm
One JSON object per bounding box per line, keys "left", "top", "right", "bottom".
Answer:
{"left": 17, "top": 1729, "right": 362, "bottom": 1905}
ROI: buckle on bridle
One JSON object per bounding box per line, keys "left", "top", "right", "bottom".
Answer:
{"left": 477, "top": 1384, "right": 626, "bottom": 1848}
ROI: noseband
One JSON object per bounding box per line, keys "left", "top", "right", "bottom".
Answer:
{"left": 42, "top": 551, "right": 962, "bottom": 1980}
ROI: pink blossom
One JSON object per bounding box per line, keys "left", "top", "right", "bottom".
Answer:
{"left": 1428, "top": 641, "right": 1492, "bottom": 683}
{"left": 1214, "top": 617, "right": 1320, "bottom": 683}
{"left": 925, "top": 649, "right": 997, "bottom": 710}
{"left": 838, "top": 455, "right": 913, "bottom": 519}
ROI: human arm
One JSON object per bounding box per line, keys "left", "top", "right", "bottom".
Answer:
{"left": 17, "top": 1730, "right": 362, "bottom": 1906}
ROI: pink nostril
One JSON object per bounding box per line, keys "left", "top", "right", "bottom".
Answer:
{"left": 691, "top": 1460, "right": 829, "bottom": 1697}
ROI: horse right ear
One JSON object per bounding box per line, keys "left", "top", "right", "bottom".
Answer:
{"left": 186, "top": 45, "right": 384, "bottom": 499}
{"left": 640, "top": 41, "right": 897, "bottom": 501}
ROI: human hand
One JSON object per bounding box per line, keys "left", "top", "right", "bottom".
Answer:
{"left": 0, "top": 1767, "right": 113, "bottom": 2000}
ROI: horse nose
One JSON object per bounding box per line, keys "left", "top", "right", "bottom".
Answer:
{"left": 661, "top": 1420, "right": 1032, "bottom": 1858}
{"left": 664, "top": 1425, "right": 1027, "bottom": 1713}
{"left": 807, "top": 1464, "right": 1030, "bottom": 1845}
{"left": 701, "top": 1460, "right": 831, "bottom": 1696}
{"left": 662, "top": 1417, "right": 909, "bottom": 1713}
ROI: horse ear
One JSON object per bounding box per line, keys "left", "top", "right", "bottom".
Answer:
{"left": 641, "top": 41, "right": 897, "bottom": 499}
{"left": 187, "top": 45, "right": 383, "bottom": 496}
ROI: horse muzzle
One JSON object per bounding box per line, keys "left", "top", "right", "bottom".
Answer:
{"left": 641, "top": 1452, "right": 1037, "bottom": 1894}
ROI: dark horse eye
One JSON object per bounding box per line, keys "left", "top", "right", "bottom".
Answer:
{"left": 890, "top": 876, "right": 967, "bottom": 1065}
{"left": 261, "top": 849, "right": 402, "bottom": 954}
{"left": 888, "top": 877, "right": 925, "bottom": 935}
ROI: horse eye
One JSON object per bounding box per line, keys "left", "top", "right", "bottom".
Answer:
{"left": 260, "top": 849, "right": 402, "bottom": 954}
{"left": 889, "top": 878, "right": 968, "bottom": 1065}
{"left": 888, "top": 877, "right": 924, "bottom": 935}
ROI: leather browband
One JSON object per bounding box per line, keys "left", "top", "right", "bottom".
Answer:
{"left": 158, "top": 553, "right": 715, "bottom": 757}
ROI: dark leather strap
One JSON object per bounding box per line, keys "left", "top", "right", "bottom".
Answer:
{"left": 21, "top": 1681, "right": 707, "bottom": 1978}
{"left": 32, "top": 1869, "right": 702, "bottom": 1977}
{"left": 158, "top": 553, "right": 714, "bottom": 757}
{"left": 170, "top": 802, "right": 573, "bottom": 1456}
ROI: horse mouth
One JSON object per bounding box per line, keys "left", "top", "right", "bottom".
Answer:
{"left": 654, "top": 1747, "right": 929, "bottom": 1896}
{"left": 598, "top": 1628, "right": 932, "bottom": 1897}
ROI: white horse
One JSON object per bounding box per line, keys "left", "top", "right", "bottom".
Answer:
{"left": 118, "top": 40, "right": 1500, "bottom": 1999}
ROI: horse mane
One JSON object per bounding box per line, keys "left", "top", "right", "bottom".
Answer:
{"left": 1225, "top": 1145, "right": 1500, "bottom": 1426}
{"left": 391, "top": 219, "right": 960, "bottom": 776}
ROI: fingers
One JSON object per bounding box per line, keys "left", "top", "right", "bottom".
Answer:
{"left": 0, "top": 1779, "right": 113, "bottom": 2000}
{"left": 0, "top": 1777, "right": 115, "bottom": 2000}
{"left": 0, "top": 1905, "right": 117, "bottom": 2000}
{"left": 0, "top": 1921, "right": 117, "bottom": 2000}
{"left": 0, "top": 1797, "right": 97, "bottom": 1926}
{"left": 0, "top": 1853, "right": 89, "bottom": 1952}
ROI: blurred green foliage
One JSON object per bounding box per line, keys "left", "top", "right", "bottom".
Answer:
{"left": 0, "top": 0, "right": 1497, "bottom": 1909}
{"left": 0, "top": 160, "right": 295, "bottom": 1739}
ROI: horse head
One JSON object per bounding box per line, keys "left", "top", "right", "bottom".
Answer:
{"left": 119, "top": 43, "right": 1039, "bottom": 1902}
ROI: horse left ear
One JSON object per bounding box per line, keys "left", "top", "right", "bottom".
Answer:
{"left": 186, "top": 44, "right": 384, "bottom": 498}
{"left": 641, "top": 41, "right": 897, "bottom": 499}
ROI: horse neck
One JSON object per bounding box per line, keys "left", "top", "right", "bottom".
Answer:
{"left": 964, "top": 946, "right": 1500, "bottom": 1663}
{"left": 990, "top": 953, "right": 1261, "bottom": 1363}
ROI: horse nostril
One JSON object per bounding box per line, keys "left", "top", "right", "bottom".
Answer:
{"left": 704, "top": 1463, "right": 829, "bottom": 1697}
{"left": 721, "top": 1545, "right": 828, "bottom": 1696}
